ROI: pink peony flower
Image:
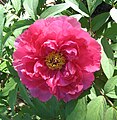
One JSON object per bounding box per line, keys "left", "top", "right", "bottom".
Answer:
{"left": 13, "top": 16, "right": 101, "bottom": 102}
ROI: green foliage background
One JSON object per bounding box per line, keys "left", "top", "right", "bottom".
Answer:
{"left": 0, "top": 0, "right": 117, "bottom": 119}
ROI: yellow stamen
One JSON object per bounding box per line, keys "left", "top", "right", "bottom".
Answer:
{"left": 45, "top": 51, "right": 65, "bottom": 70}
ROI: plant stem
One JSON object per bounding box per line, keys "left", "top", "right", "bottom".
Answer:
{"left": 93, "top": 83, "right": 117, "bottom": 110}
{"left": 89, "top": 17, "right": 92, "bottom": 36}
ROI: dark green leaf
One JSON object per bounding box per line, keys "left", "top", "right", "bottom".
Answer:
{"left": 22, "top": 113, "right": 32, "bottom": 120}
{"left": 92, "top": 12, "right": 110, "bottom": 32}
{"left": 0, "top": 115, "right": 10, "bottom": 120}
{"left": 101, "top": 37, "right": 114, "bottom": 59}
{"left": 79, "top": 17, "right": 89, "bottom": 29}
{"left": 104, "top": 75, "right": 117, "bottom": 99}
{"left": 40, "top": 3, "right": 70, "bottom": 18}
{"left": 14, "top": 77, "right": 34, "bottom": 107}
{"left": 86, "top": 96, "right": 107, "bottom": 120}
{"left": 7, "top": 85, "right": 18, "bottom": 114}
{"left": 86, "top": 0, "right": 102, "bottom": 15}
{"left": 11, "top": 19, "right": 34, "bottom": 31}
{"left": 32, "top": 97, "right": 60, "bottom": 119}
{"left": 17, "top": 80, "right": 34, "bottom": 107}
{"left": 104, "top": 23, "right": 117, "bottom": 43}
{"left": 0, "top": 106, "right": 7, "bottom": 113}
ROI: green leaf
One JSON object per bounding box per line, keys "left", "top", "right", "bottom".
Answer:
{"left": 92, "top": 12, "right": 110, "bottom": 32}
{"left": 104, "top": 76, "right": 117, "bottom": 99}
{"left": 79, "top": 17, "right": 89, "bottom": 29}
{"left": 104, "top": 23, "right": 117, "bottom": 43}
{"left": 11, "top": 0, "right": 21, "bottom": 13}
{"left": 104, "top": 107, "right": 117, "bottom": 120}
{"left": 18, "top": 81, "right": 34, "bottom": 107}
{"left": 23, "top": 0, "right": 39, "bottom": 20}
{"left": 111, "top": 43, "right": 117, "bottom": 51}
{"left": 101, "top": 37, "right": 114, "bottom": 59}
{"left": 86, "top": 0, "right": 102, "bottom": 15}
{"left": 88, "top": 86, "right": 97, "bottom": 100}
{"left": 0, "top": 5, "right": 4, "bottom": 58}
{"left": 0, "top": 107, "right": 6, "bottom": 114}
{"left": 70, "top": 14, "right": 82, "bottom": 21}
{"left": 0, "top": 61, "right": 10, "bottom": 74}
{"left": 0, "top": 115, "right": 10, "bottom": 120}
{"left": 37, "top": 0, "right": 46, "bottom": 15}
{"left": 13, "top": 114, "right": 22, "bottom": 120}
{"left": 40, "top": 3, "right": 70, "bottom": 18}
{"left": 1, "top": 77, "right": 17, "bottom": 96}
{"left": 32, "top": 97, "right": 60, "bottom": 119}
{"left": 8, "top": 85, "right": 18, "bottom": 114}
{"left": 22, "top": 113, "right": 32, "bottom": 120}
{"left": 101, "top": 44, "right": 114, "bottom": 79}
{"left": 65, "top": 0, "right": 89, "bottom": 17}
{"left": 103, "top": 0, "right": 117, "bottom": 5}
{"left": 95, "top": 22, "right": 108, "bottom": 38}
{"left": 11, "top": 19, "right": 34, "bottom": 31}
{"left": 3, "top": 19, "right": 34, "bottom": 45}
{"left": 66, "top": 97, "right": 87, "bottom": 120}
{"left": 14, "top": 77, "right": 34, "bottom": 106}
{"left": 86, "top": 96, "right": 107, "bottom": 120}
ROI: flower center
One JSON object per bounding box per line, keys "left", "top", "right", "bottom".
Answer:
{"left": 45, "top": 51, "right": 66, "bottom": 70}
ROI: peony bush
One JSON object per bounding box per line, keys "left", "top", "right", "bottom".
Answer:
{"left": 0, "top": 0, "right": 117, "bottom": 120}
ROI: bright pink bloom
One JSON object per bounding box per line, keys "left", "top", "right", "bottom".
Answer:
{"left": 13, "top": 16, "right": 101, "bottom": 102}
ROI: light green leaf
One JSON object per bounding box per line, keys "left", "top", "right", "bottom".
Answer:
{"left": 0, "top": 4, "right": 4, "bottom": 58}
{"left": 104, "top": 107, "right": 117, "bottom": 120}
{"left": 11, "top": 0, "right": 21, "bottom": 13}
{"left": 40, "top": 3, "right": 70, "bottom": 18}
{"left": 101, "top": 44, "right": 114, "bottom": 79}
{"left": 86, "top": 96, "right": 107, "bottom": 120}
{"left": 111, "top": 43, "right": 117, "bottom": 51}
{"left": 88, "top": 86, "right": 97, "bottom": 100}
{"left": 103, "top": 0, "right": 117, "bottom": 5}
{"left": 70, "top": 14, "right": 82, "bottom": 21}
{"left": 65, "top": 0, "right": 89, "bottom": 17}
{"left": 1, "top": 77, "right": 17, "bottom": 96}
{"left": 66, "top": 97, "right": 87, "bottom": 120}
{"left": 0, "top": 61, "right": 10, "bottom": 74}
{"left": 23, "top": 0, "right": 39, "bottom": 20}
{"left": 92, "top": 12, "right": 110, "bottom": 32}
{"left": 104, "top": 76, "right": 117, "bottom": 99}
{"left": 86, "top": 0, "right": 102, "bottom": 15}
